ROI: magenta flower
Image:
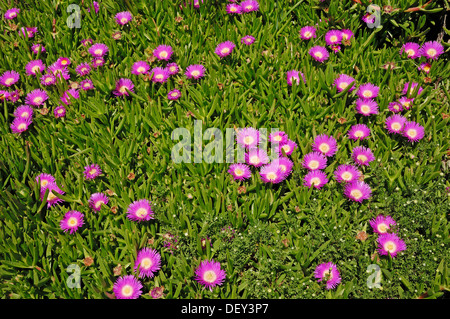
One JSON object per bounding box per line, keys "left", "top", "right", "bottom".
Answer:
{"left": 56, "top": 57, "right": 71, "bottom": 68}
{"left": 314, "top": 262, "right": 341, "bottom": 290}
{"left": 194, "top": 260, "right": 226, "bottom": 292}
{"left": 40, "top": 181, "right": 65, "bottom": 208}
{"left": 153, "top": 44, "right": 174, "bottom": 61}
{"left": 418, "top": 62, "right": 432, "bottom": 74}
{"left": 0, "top": 91, "right": 10, "bottom": 101}
{"left": 357, "top": 83, "right": 379, "bottom": 99}
{"left": 40, "top": 74, "right": 56, "bottom": 86}
{"left": 302, "top": 152, "right": 327, "bottom": 171}
{"left": 269, "top": 131, "right": 288, "bottom": 144}
{"left": 60, "top": 89, "right": 80, "bottom": 105}
{"left": 348, "top": 124, "right": 371, "bottom": 141}
{"left": 228, "top": 163, "right": 252, "bottom": 181}
{"left": 80, "top": 79, "right": 94, "bottom": 91}
{"left": 402, "top": 82, "right": 423, "bottom": 97}
{"left": 168, "top": 89, "right": 181, "bottom": 100}
{"left": 355, "top": 98, "right": 378, "bottom": 116}
{"left": 377, "top": 233, "right": 406, "bottom": 257}
{"left": 115, "top": 11, "right": 133, "bottom": 25}
{"left": 25, "top": 89, "right": 48, "bottom": 107}
{"left": 245, "top": 148, "right": 269, "bottom": 167}
{"left": 303, "top": 170, "right": 328, "bottom": 189}
{"left": 215, "top": 41, "right": 236, "bottom": 58}
{"left": 309, "top": 46, "right": 329, "bottom": 63}
{"left": 134, "top": 248, "right": 161, "bottom": 278}
{"left": 113, "top": 78, "right": 134, "bottom": 97}
{"left": 48, "top": 63, "right": 70, "bottom": 80}
{"left": 240, "top": 0, "right": 259, "bottom": 13}
{"left": 241, "top": 35, "right": 255, "bottom": 45}
{"left": 0, "top": 70, "right": 20, "bottom": 87}
{"left": 4, "top": 8, "right": 20, "bottom": 19}
{"left": 333, "top": 164, "right": 361, "bottom": 183}
{"left": 352, "top": 146, "right": 375, "bottom": 166}
{"left": 419, "top": 41, "right": 444, "bottom": 60}
{"left": 131, "top": 61, "right": 150, "bottom": 75}
{"left": 311, "top": 134, "right": 337, "bottom": 157}
{"left": 341, "top": 29, "right": 354, "bottom": 41}
{"left": 83, "top": 163, "right": 102, "bottom": 180}
{"left": 113, "top": 275, "right": 143, "bottom": 299}
{"left": 76, "top": 63, "right": 91, "bottom": 77}
{"left": 25, "top": 60, "right": 45, "bottom": 77}
{"left": 344, "top": 180, "right": 372, "bottom": 203}
{"left": 8, "top": 90, "right": 20, "bottom": 103}
{"left": 60, "top": 211, "right": 84, "bottom": 234}
{"left": 185, "top": 64, "right": 206, "bottom": 80}
{"left": 166, "top": 63, "right": 179, "bottom": 75}
{"left": 277, "top": 139, "right": 297, "bottom": 157}
{"left": 35, "top": 173, "right": 56, "bottom": 189}
{"left": 81, "top": 38, "right": 93, "bottom": 46}
{"left": 286, "top": 70, "right": 306, "bottom": 86}
{"left": 88, "top": 193, "right": 109, "bottom": 212}
{"left": 127, "top": 199, "right": 154, "bottom": 222}
{"left": 13, "top": 105, "right": 33, "bottom": 120}
{"left": 370, "top": 215, "right": 397, "bottom": 235}
{"left": 299, "top": 26, "right": 316, "bottom": 40}
{"left": 226, "top": 3, "right": 242, "bottom": 15}
{"left": 333, "top": 74, "right": 356, "bottom": 93}
{"left": 325, "top": 30, "right": 343, "bottom": 46}
{"left": 399, "top": 42, "right": 421, "bottom": 59}
{"left": 54, "top": 105, "right": 66, "bottom": 118}
{"left": 236, "top": 127, "right": 259, "bottom": 149}
{"left": 19, "top": 27, "right": 37, "bottom": 38}
{"left": 402, "top": 121, "right": 425, "bottom": 142}
{"left": 385, "top": 114, "right": 407, "bottom": 134}
{"left": 398, "top": 97, "right": 414, "bottom": 110}
{"left": 259, "top": 162, "right": 285, "bottom": 184}
{"left": 91, "top": 57, "right": 105, "bottom": 69}
{"left": 88, "top": 43, "right": 109, "bottom": 57}
{"left": 270, "top": 157, "right": 293, "bottom": 178}
{"left": 150, "top": 67, "right": 170, "bottom": 83}
{"left": 388, "top": 101, "right": 403, "bottom": 113}
{"left": 10, "top": 117, "right": 32, "bottom": 134}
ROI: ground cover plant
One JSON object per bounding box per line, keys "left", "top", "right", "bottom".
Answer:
{"left": 0, "top": 0, "right": 449, "bottom": 300}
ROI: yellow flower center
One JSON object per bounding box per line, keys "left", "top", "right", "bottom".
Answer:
{"left": 136, "top": 208, "right": 148, "bottom": 218}
{"left": 95, "top": 200, "right": 104, "bottom": 209}
{"left": 391, "top": 122, "right": 402, "bottom": 131}
{"left": 350, "top": 189, "right": 363, "bottom": 199}
{"left": 266, "top": 172, "right": 277, "bottom": 181}
{"left": 21, "top": 112, "right": 29, "bottom": 118}
{"left": 120, "top": 17, "right": 128, "bottom": 24}
{"left": 141, "top": 257, "right": 153, "bottom": 269}
{"left": 405, "top": 49, "right": 415, "bottom": 57}
{"left": 159, "top": 51, "right": 168, "bottom": 58}
{"left": 47, "top": 191, "right": 57, "bottom": 201}
{"left": 427, "top": 48, "right": 437, "bottom": 57}
{"left": 41, "top": 180, "right": 48, "bottom": 187}
{"left": 356, "top": 154, "right": 368, "bottom": 163}
{"left": 94, "top": 49, "right": 103, "bottom": 55}
{"left": 89, "top": 168, "right": 97, "bottom": 175}
{"left": 203, "top": 270, "right": 217, "bottom": 283}
{"left": 377, "top": 224, "right": 388, "bottom": 233}
{"left": 314, "top": 52, "right": 323, "bottom": 59}
{"left": 407, "top": 129, "right": 417, "bottom": 138}
{"left": 384, "top": 241, "right": 397, "bottom": 253}
{"left": 249, "top": 155, "right": 260, "bottom": 165}
{"left": 31, "top": 65, "right": 41, "bottom": 73}
{"left": 304, "top": 31, "right": 312, "bottom": 38}
{"left": 5, "top": 78, "right": 14, "bottom": 85}
{"left": 45, "top": 77, "right": 53, "bottom": 83}
{"left": 34, "top": 97, "right": 43, "bottom": 104}
{"left": 330, "top": 35, "right": 338, "bottom": 42}
{"left": 361, "top": 105, "right": 371, "bottom": 114}
{"left": 362, "top": 90, "right": 373, "bottom": 98}
{"left": 155, "top": 74, "right": 163, "bottom": 80}
{"left": 309, "top": 160, "right": 319, "bottom": 170}
{"left": 354, "top": 130, "right": 364, "bottom": 138}
{"left": 221, "top": 47, "right": 230, "bottom": 54}
{"left": 68, "top": 217, "right": 78, "bottom": 227}
{"left": 243, "top": 136, "right": 254, "bottom": 145}
{"left": 311, "top": 177, "right": 321, "bottom": 186}
{"left": 18, "top": 123, "right": 27, "bottom": 130}
{"left": 234, "top": 168, "right": 244, "bottom": 176}
{"left": 338, "top": 82, "right": 348, "bottom": 90}
{"left": 342, "top": 172, "right": 352, "bottom": 181}
{"left": 318, "top": 143, "right": 330, "bottom": 154}
{"left": 191, "top": 70, "right": 200, "bottom": 77}
{"left": 121, "top": 285, "right": 133, "bottom": 297}
{"left": 137, "top": 67, "right": 146, "bottom": 73}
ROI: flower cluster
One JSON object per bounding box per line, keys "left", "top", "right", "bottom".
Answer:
{"left": 370, "top": 215, "right": 407, "bottom": 258}
{"left": 226, "top": 0, "right": 259, "bottom": 15}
